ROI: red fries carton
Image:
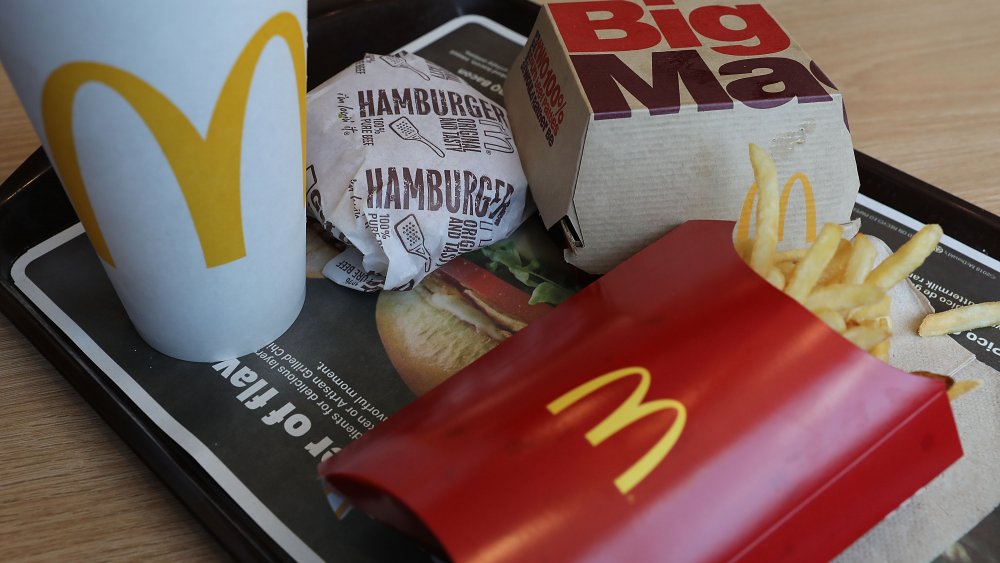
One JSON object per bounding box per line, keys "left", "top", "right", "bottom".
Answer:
{"left": 503, "top": 0, "right": 860, "bottom": 273}
{"left": 319, "top": 221, "right": 961, "bottom": 562}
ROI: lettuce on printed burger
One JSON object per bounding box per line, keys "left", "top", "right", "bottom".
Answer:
{"left": 376, "top": 219, "right": 592, "bottom": 396}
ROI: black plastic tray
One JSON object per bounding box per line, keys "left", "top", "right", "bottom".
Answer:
{"left": 1, "top": 1, "right": 998, "bottom": 561}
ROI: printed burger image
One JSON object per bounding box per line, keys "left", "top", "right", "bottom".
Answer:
{"left": 376, "top": 257, "right": 549, "bottom": 395}
{"left": 376, "top": 217, "right": 592, "bottom": 395}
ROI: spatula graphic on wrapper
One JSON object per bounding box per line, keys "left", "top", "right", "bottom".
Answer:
{"left": 380, "top": 54, "right": 431, "bottom": 81}
{"left": 389, "top": 117, "right": 446, "bottom": 158}
{"left": 395, "top": 214, "right": 432, "bottom": 272}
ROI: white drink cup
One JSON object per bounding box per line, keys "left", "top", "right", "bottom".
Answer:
{"left": 0, "top": 0, "right": 308, "bottom": 362}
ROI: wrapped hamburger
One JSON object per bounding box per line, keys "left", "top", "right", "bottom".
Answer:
{"left": 306, "top": 52, "right": 531, "bottom": 291}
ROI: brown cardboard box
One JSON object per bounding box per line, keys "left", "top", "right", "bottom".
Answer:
{"left": 504, "top": 0, "right": 860, "bottom": 273}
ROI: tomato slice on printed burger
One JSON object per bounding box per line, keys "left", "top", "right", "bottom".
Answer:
{"left": 375, "top": 257, "right": 551, "bottom": 397}
{"left": 437, "top": 257, "right": 552, "bottom": 328}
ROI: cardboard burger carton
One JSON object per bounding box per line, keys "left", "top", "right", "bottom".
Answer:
{"left": 503, "top": 0, "right": 860, "bottom": 273}
{"left": 320, "top": 221, "right": 961, "bottom": 562}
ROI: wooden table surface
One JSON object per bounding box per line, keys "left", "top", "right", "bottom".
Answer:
{"left": 1, "top": 1, "right": 998, "bottom": 560}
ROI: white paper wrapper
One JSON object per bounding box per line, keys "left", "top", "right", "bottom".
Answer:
{"left": 306, "top": 52, "right": 530, "bottom": 291}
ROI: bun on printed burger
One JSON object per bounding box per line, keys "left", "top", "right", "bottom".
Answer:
{"left": 376, "top": 256, "right": 553, "bottom": 396}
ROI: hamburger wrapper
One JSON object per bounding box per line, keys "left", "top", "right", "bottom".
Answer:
{"left": 318, "top": 220, "right": 964, "bottom": 562}
{"left": 306, "top": 53, "right": 530, "bottom": 291}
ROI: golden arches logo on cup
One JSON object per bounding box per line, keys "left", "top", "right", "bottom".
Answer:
{"left": 548, "top": 366, "right": 687, "bottom": 495}
{"left": 40, "top": 12, "right": 306, "bottom": 269}
{"left": 736, "top": 172, "right": 817, "bottom": 243}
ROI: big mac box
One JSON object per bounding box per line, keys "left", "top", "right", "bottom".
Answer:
{"left": 503, "top": 0, "right": 860, "bottom": 273}
{"left": 319, "top": 221, "right": 962, "bottom": 562}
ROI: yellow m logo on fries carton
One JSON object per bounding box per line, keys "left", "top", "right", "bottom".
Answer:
{"left": 40, "top": 12, "right": 306, "bottom": 268}
{"left": 548, "top": 366, "right": 686, "bottom": 495}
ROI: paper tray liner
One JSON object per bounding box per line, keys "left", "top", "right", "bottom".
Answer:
{"left": 319, "top": 220, "right": 962, "bottom": 562}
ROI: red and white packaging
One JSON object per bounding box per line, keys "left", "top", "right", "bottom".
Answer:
{"left": 319, "top": 221, "right": 961, "bottom": 562}
{"left": 503, "top": 1, "right": 860, "bottom": 273}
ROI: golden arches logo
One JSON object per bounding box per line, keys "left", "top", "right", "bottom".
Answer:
{"left": 547, "top": 366, "right": 686, "bottom": 495}
{"left": 41, "top": 12, "right": 306, "bottom": 268}
{"left": 736, "top": 172, "right": 817, "bottom": 243}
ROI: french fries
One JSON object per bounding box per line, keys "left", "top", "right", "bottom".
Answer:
{"left": 748, "top": 144, "right": 780, "bottom": 277}
{"left": 817, "top": 239, "right": 853, "bottom": 286}
{"left": 947, "top": 379, "right": 982, "bottom": 401}
{"left": 805, "top": 284, "right": 883, "bottom": 313}
{"left": 919, "top": 302, "right": 1000, "bottom": 336}
{"left": 865, "top": 224, "right": 942, "bottom": 289}
{"left": 912, "top": 371, "right": 982, "bottom": 401}
{"left": 784, "top": 223, "right": 844, "bottom": 303}
{"left": 813, "top": 308, "right": 847, "bottom": 332}
{"left": 737, "top": 145, "right": 1000, "bottom": 392}
{"left": 842, "top": 234, "right": 876, "bottom": 285}
{"left": 739, "top": 145, "right": 993, "bottom": 406}
{"left": 740, "top": 144, "right": 943, "bottom": 361}
{"left": 735, "top": 145, "right": 1000, "bottom": 400}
